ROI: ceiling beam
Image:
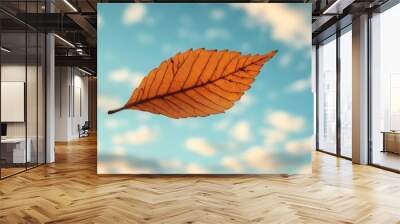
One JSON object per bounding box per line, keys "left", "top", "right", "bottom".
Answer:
{"left": 55, "top": 55, "right": 96, "bottom": 73}
{"left": 67, "top": 13, "right": 97, "bottom": 39}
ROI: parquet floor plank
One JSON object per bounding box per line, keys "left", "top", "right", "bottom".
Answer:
{"left": 1, "top": 135, "right": 400, "bottom": 223}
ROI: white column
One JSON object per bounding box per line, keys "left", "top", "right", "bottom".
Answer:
{"left": 45, "top": 0, "right": 55, "bottom": 163}
{"left": 46, "top": 32, "right": 55, "bottom": 163}
{"left": 352, "top": 14, "right": 369, "bottom": 164}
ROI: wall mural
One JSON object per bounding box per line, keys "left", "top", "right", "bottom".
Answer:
{"left": 98, "top": 3, "right": 313, "bottom": 174}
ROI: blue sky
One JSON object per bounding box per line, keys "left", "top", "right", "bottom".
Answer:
{"left": 97, "top": 3, "right": 313, "bottom": 174}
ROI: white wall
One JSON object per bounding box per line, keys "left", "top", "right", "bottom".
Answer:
{"left": 55, "top": 67, "right": 89, "bottom": 141}
{"left": 73, "top": 74, "right": 89, "bottom": 137}
{"left": 55, "top": 66, "right": 69, "bottom": 141}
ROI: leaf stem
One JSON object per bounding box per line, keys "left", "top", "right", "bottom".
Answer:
{"left": 108, "top": 107, "right": 125, "bottom": 115}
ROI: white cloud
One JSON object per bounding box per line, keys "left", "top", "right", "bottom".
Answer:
{"left": 177, "top": 28, "right": 202, "bottom": 42}
{"left": 186, "top": 163, "right": 208, "bottom": 174}
{"left": 279, "top": 53, "right": 292, "bottom": 67}
{"left": 173, "top": 118, "right": 200, "bottom": 129}
{"left": 97, "top": 163, "right": 109, "bottom": 174}
{"left": 177, "top": 28, "right": 191, "bottom": 39}
{"left": 296, "top": 62, "right": 308, "bottom": 72}
{"left": 230, "top": 120, "right": 252, "bottom": 142}
{"left": 238, "top": 93, "right": 254, "bottom": 105}
{"left": 178, "top": 23, "right": 230, "bottom": 43}
{"left": 243, "top": 17, "right": 257, "bottom": 29}
{"left": 284, "top": 136, "right": 313, "bottom": 155}
{"left": 205, "top": 28, "right": 231, "bottom": 41}
{"left": 123, "top": 4, "right": 146, "bottom": 25}
{"left": 97, "top": 14, "right": 103, "bottom": 28}
{"left": 185, "top": 137, "right": 216, "bottom": 156}
{"left": 230, "top": 94, "right": 255, "bottom": 114}
{"left": 137, "top": 33, "right": 154, "bottom": 45}
{"left": 243, "top": 146, "right": 278, "bottom": 171}
{"left": 179, "top": 14, "right": 193, "bottom": 26}
{"left": 214, "top": 118, "right": 230, "bottom": 131}
{"left": 109, "top": 68, "right": 144, "bottom": 87}
{"left": 221, "top": 157, "right": 243, "bottom": 172}
{"left": 98, "top": 95, "right": 122, "bottom": 112}
{"left": 105, "top": 119, "right": 121, "bottom": 129}
{"left": 261, "top": 128, "right": 287, "bottom": 146}
{"left": 286, "top": 79, "right": 311, "bottom": 93}
{"left": 265, "top": 110, "right": 305, "bottom": 133}
{"left": 112, "top": 145, "right": 126, "bottom": 157}
{"left": 267, "top": 92, "right": 278, "bottom": 101}
{"left": 161, "top": 43, "right": 182, "bottom": 56}
{"left": 98, "top": 161, "right": 153, "bottom": 174}
{"left": 112, "top": 126, "right": 157, "bottom": 145}
{"left": 231, "top": 3, "right": 310, "bottom": 48}
{"left": 136, "top": 113, "right": 151, "bottom": 122}
{"left": 160, "top": 159, "right": 184, "bottom": 170}
{"left": 143, "top": 17, "right": 155, "bottom": 26}
{"left": 210, "top": 9, "right": 225, "bottom": 21}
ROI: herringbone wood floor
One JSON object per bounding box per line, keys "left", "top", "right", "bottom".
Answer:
{"left": 1, "top": 135, "right": 400, "bottom": 224}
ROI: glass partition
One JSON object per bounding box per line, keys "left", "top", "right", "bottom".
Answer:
{"left": 38, "top": 32, "right": 45, "bottom": 165}
{"left": 1, "top": 30, "right": 28, "bottom": 177}
{"left": 317, "top": 36, "right": 337, "bottom": 154}
{"left": 339, "top": 28, "right": 352, "bottom": 158}
{"left": 371, "top": 3, "right": 400, "bottom": 171}
{"left": 0, "top": 1, "right": 46, "bottom": 179}
{"left": 27, "top": 31, "right": 38, "bottom": 169}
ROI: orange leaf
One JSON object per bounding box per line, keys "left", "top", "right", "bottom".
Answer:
{"left": 108, "top": 48, "right": 277, "bottom": 119}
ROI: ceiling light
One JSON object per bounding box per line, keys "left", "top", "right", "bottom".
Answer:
{"left": 54, "top": 34, "right": 75, "bottom": 48}
{"left": 323, "top": 0, "right": 354, "bottom": 15}
{"left": 323, "top": 0, "right": 341, "bottom": 14}
{"left": 1, "top": 47, "right": 11, "bottom": 53}
{"left": 76, "top": 48, "right": 84, "bottom": 55}
{"left": 78, "top": 67, "right": 93, "bottom": 76}
{"left": 63, "top": 0, "right": 78, "bottom": 12}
